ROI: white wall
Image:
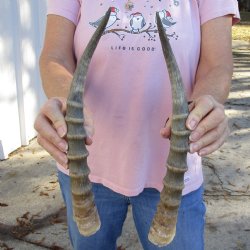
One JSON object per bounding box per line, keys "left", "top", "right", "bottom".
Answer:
{"left": 0, "top": 0, "right": 47, "bottom": 159}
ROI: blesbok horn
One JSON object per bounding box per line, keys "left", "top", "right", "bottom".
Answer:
{"left": 65, "top": 8, "right": 111, "bottom": 236}
{"left": 148, "top": 12, "right": 190, "bottom": 246}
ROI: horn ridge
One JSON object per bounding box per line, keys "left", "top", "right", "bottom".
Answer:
{"left": 65, "top": 8, "right": 111, "bottom": 236}
{"left": 148, "top": 12, "right": 190, "bottom": 246}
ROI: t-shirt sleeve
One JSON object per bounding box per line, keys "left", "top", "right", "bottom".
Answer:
{"left": 47, "top": 0, "right": 81, "bottom": 25}
{"left": 197, "top": 0, "right": 240, "bottom": 26}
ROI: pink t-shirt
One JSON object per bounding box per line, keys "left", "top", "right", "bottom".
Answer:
{"left": 47, "top": 0, "right": 239, "bottom": 196}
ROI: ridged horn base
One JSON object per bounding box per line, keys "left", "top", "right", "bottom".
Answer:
{"left": 148, "top": 183, "right": 182, "bottom": 246}
{"left": 148, "top": 12, "right": 191, "bottom": 247}
{"left": 65, "top": 8, "right": 111, "bottom": 237}
{"left": 148, "top": 122, "right": 189, "bottom": 246}
{"left": 75, "top": 208, "right": 101, "bottom": 236}
{"left": 148, "top": 222, "right": 176, "bottom": 247}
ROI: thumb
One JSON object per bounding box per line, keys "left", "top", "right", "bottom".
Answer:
{"left": 42, "top": 97, "right": 67, "bottom": 138}
{"left": 85, "top": 137, "right": 93, "bottom": 146}
{"left": 160, "top": 117, "right": 172, "bottom": 139}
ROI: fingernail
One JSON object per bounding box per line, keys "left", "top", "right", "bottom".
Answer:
{"left": 190, "top": 143, "right": 199, "bottom": 153}
{"left": 85, "top": 137, "right": 93, "bottom": 145}
{"left": 59, "top": 142, "right": 68, "bottom": 151}
{"left": 160, "top": 128, "right": 169, "bottom": 138}
{"left": 199, "top": 150, "right": 206, "bottom": 156}
{"left": 58, "top": 126, "right": 66, "bottom": 137}
{"left": 188, "top": 119, "right": 197, "bottom": 130}
{"left": 160, "top": 128, "right": 165, "bottom": 135}
{"left": 189, "top": 132, "right": 199, "bottom": 141}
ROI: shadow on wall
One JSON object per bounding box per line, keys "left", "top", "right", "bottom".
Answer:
{"left": 229, "top": 48, "right": 250, "bottom": 111}
{"left": 0, "top": 0, "right": 47, "bottom": 159}
{"left": 233, "top": 50, "right": 250, "bottom": 73}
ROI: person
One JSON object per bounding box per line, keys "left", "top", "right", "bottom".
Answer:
{"left": 34, "top": 1, "right": 239, "bottom": 249}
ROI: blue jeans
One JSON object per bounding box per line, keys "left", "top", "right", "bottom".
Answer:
{"left": 58, "top": 171, "right": 206, "bottom": 250}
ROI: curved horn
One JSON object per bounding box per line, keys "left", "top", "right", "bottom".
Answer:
{"left": 148, "top": 12, "right": 190, "bottom": 246}
{"left": 65, "top": 8, "right": 111, "bottom": 236}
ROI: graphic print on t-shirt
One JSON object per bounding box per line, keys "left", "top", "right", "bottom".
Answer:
{"left": 88, "top": 0, "right": 179, "bottom": 43}
{"left": 129, "top": 12, "right": 147, "bottom": 33}
{"left": 89, "top": 7, "right": 120, "bottom": 29}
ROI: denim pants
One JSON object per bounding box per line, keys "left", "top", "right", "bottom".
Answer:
{"left": 58, "top": 171, "right": 206, "bottom": 250}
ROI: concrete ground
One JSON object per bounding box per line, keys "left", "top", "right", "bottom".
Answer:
{"left": 0, "top": 40, "right": 249, "bottom": 250}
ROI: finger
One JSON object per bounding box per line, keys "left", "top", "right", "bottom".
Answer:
{"left": 197, "top": 126, "right": 230, "bottom": 156}
{"left": 160, "top": 117, "right": 172, "bottom": 138}
{"left": 85, "top": 137, "right": 93, "bottom": 146}
{"left": 186, "top": 95, "right": 215, "bottom": 131}
{"left": 34, "top": 113, "right": 68, "bottom": 152}
{"left": 37, "top": 134, "right": 68, "bottom": 168}
{"left": 41, "top": 98, "right": 67, "bottom": 138}
{"left": 189, "top": 119, "right": 229, "bottom": 154}
{"left": 189, "top": 107, "right": 226, "bottom": 142}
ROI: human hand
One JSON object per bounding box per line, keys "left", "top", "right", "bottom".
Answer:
{"left": 160, "top": 95, "right": 230, "bottom": 156}
{"left": 34, "top": 97, "right": 94, "bottom": 169}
